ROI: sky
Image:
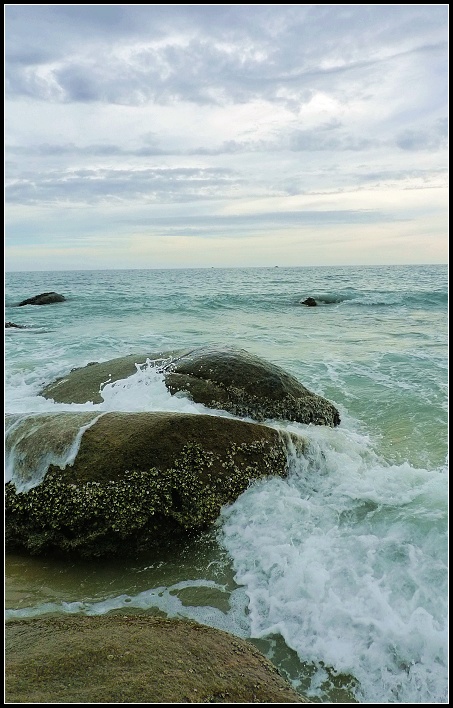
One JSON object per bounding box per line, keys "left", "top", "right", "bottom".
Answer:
{"left": 4, "top": 4, "right": 449, "bottom": 271}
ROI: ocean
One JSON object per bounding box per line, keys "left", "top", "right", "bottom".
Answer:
{"left": 4, "top": 264, "right": 448, "bottom": 703}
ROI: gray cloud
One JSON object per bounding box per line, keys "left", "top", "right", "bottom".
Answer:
{"left": 15, "top": 104, "right": 440, "bottom": 164}
{"left": 5, "top": 5, "right": 448, "bottom": 269}
{"left": 396, "top": 117, "right": 448, "bottom": 151}
{"left": 8, "top": 38, "right": 447, "bottom": 109}
{"left": 7, "top": 143, "right": 172, "bottom": 158}
{"left": 6, "top": 5, "right": 448, "bottom": 108}
{"left": 131, "top": 209, "right": 403, "bottom": 233}
{"left": 6, "top": 166, "right": 241, "bottom": 205}
{"left": 5, "top": 208, "right": 403, "bottom": 251}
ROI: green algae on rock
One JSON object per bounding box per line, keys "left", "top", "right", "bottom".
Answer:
{"left": 5, "top": 615, "right": 309, "bottom": 703}
{"left": 41, "top": 345, "right": 341, "bottom": 426}
{"left": 41, "top": 350, "right": 176, "bottom": 404}
{"left": 5, "top": 411, "right": 302, "bottom": 558}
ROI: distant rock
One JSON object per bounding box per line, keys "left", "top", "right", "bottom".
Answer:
{"left": 17, "top": 292, "right": 66, "bottom": 306}
{"left": 5, "top": 615, "right": 308, "bottom": 703}
{"left": 300, "top": 297, "right": 317, "bottom": 307}
{"left": 41, "top": 345, "right": 341, "bottom": 427}
{"left": 5, "top": 322, "right": 26, "bottom": 329}
{"left": 5, "top": 410, "right": 297, "bottom": 558}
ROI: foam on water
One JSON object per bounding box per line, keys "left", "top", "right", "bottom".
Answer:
{"left": 5, "top": 265, "right": 448, "bottom": 703}
{"left": 5, "top": 398, "right": 447, "bottom": 703}
{"left": 6, "top": 358, "right": 233, "bottom": 417}
{"left": 5, "top": 413, "right": 105, "bottom": 492}
{"left": 97, "top": 359, "right": 207, "bottom": 414}
{"left": 5, "top": 418, "right": 447, "bottom": 703}
{"left": 5, "top": 580, "right": 252, "bottom": 641}
{"left": 217, "top": 424, "right": 448, "bottom": 703}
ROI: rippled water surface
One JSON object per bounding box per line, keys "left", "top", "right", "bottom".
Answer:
{"left": 5, "top": 264, "right": 448, "bottom": 703}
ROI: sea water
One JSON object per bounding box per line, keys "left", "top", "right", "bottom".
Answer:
{"left": 4, "top": 264, "right": 448, "bottom": 703}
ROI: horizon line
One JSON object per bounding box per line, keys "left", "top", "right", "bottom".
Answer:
{"left": 5, "top": 262, "right": 448, "bottom": 275}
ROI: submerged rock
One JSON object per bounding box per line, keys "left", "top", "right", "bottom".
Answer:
{"left": 5, "top": 615, "right": 308, "bottom": 703}
{"left": 300, "top": 297, "right": 317, "bottom": 306}
{"left": 5, "top": 411, "right": 297, "bottom": 558}
{"left": 41, "top": 345, "right": 341, "bottom": 426}
{"left": 17, "top": 292, "right": 66, "bottom": 306}
{"left": 5, "top": 322, "right": 26, "bottom": 329}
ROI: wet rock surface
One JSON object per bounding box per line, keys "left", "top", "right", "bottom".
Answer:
{"left": 5, "top": 615, "right": 308, "bottom": 703}
{"left": 41, "top": 346, "right": 341, "bottom": 426}
{"left": 5, "top": 411, "right": 296, "bottom": 558}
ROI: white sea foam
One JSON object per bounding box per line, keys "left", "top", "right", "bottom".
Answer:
{"left": 5, "top": 359, "right": 239, "bottom": 417}
{"left": 6, "top": 417, "right": 446, "bottom": 702}
{"left": 5, "top": 580, "right": 251, "bottom": 640}
{"left": 4, "top": 361, "right": 244, "bottom": 490}
{"left": 217, "top": 425, "right": 448, "bottom": 703}
{"left": 5, "top": 265, "right": 448, "bottom": 704}
{"left": 5, "top": 413, "right": 105, "bottom": 492}
{"left": 96, "top": 359, "right": 206, "bottom": 414}
{"left": 5, "top": 422, "right": 447, "bottom": 703}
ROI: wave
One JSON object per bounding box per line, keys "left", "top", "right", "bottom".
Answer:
{"left": 4, "top": 264, "right": 448, "bottom": 705}
{"left": 297, "top": 291, "right": 448, "bottom": 308}
{"left": 4, "top": 361, "right": 255, "bottom": 491}
{"left": 219, "top": 424, "right": 448, "bottom": 704}
{"left": 4, "top": 414, "right": 448, "bottom": 704}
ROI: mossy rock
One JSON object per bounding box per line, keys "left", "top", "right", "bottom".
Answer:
{"left": 41, "top": 345, "right": 340, "bottom": 426}
{"left": 5, "top": 411, "right": 300, "bottom": 558}
{"left": 5, "top": 615, "right": 308, "bottom": 703}
{"left": 40, "top": 350, "right": 178, "bottom": 404}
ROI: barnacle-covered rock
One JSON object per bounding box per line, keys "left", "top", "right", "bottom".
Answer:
{"left": 41, "top": 345, "right": 340, "bottom": 426}
{"left": 5, "top": 411, "right": 301, "bottom": 558}
{"left": 164, "top": 346, "right": 340, "bottom": 426}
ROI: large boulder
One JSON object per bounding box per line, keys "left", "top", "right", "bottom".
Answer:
{"left": 5, "top": 615, "right": 307, "bottom": 703}
{"left": 41, "top": 346, "right": 341, "bottom": 426}
{"left": 17, "top": 291, "right": 66, "bottom": 306}
{"left": 5, "top": 411, "right": 297, "bottom": 558}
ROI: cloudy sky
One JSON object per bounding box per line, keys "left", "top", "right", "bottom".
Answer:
{"left": 5, "top": 4, "right": 448, "bottom": 271}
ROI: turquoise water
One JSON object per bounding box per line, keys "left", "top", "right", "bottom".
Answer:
{"left": 5, "top": 264, "right": 448, "bottom": 703}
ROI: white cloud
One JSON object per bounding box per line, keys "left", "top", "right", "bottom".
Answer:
{"left": 5, "top": 4, "right": 448, "bottom": 270}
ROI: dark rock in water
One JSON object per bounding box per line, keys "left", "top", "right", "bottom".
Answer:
{"left": 300, "top": 297, "right": 317, "bottom": 307}
{"left": 165, "top": 346, "right": 340, "bottom": 426}
{"left": 5, "top": 411, "right": 298, "bottom": 558}
{"left": 17, "top": 292, "right": 66, "bottom": 306}
{"left": 5, "top": 322, "right": 26, "bottom": 329}
{"left": 41, "top": 345, "right": 341, "bottom": 427}
{"left": 5, "top": 615, "right": 308, "bottom": 703}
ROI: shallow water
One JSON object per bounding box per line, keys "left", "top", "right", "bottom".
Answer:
{"left": 5, "top": 264, "right": 448, "bottom": 703}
